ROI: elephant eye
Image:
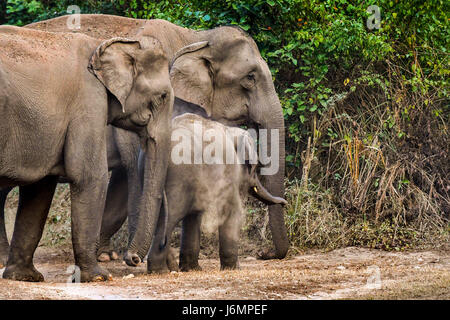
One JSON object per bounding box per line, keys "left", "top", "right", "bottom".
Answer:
{"left": 241, "top": 72, "right": 256, "bottom": 89}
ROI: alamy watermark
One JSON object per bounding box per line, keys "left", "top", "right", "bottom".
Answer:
{"left": 66, "top": 265, "right": 81, "bottom": 284}
{"left": 367, "top": 5, "right": 381, "bottom": 30}
{"left": 170, "top": 121, "right": 280, "bottom": 176}
{"left": 66, "top": 5, "right": 81, "bottom": 30}
{"left": 365, "top": 265, "right": 382, "bottom": 290}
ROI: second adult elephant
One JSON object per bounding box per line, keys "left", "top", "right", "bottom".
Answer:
{"left": 28, "top": 14, "right": 289, "bottom": 261}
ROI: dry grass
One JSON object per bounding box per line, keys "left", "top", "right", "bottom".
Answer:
{"left": 278, "top": 62, "right": 449, "bottom": 252}
{"left": 1, "top": 246, "right": 448, "bottom": 300}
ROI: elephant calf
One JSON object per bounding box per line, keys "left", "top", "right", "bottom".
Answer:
{"left": 147, "top": 114, "right": 287, "bottom": 273}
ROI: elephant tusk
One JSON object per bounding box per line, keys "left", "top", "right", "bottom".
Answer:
{"left": 253, "top": 186, "right": 258, "bottom": 193}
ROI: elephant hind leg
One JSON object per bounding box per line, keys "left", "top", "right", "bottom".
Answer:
{"left": 0, "top": 187, "right": 12, "bottom": 267}
{"left": 179, "top": 213, "right": 202, "bottom": 272}
{"left": 218, "top": 210, "right": 242, "bottom": 270}
{"left": 3, "top": 177, "right": 57, "bottom": 282}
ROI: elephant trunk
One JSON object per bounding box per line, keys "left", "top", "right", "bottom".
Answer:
{"left": 251, "top": 175, "right": 287, "bottom": 205}
{"left": 258, "top": 93, "right": 290, "bottom": 260}
{"left": 124, "top": 134, "right": 169, "bottom": 266}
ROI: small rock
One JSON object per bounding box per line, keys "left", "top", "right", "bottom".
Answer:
{"left": 123, "top": 274, "right": 135, "bottom": 279}
{"left": 418, "top": 258, "right": 424, "bottom": 262}
{"left": 337, "top": 266, "right": 346, "bottom": 270}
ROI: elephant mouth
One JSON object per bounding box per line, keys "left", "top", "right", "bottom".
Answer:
{"left": 213, "top": 115, "right": 248, "bottom": 127}
{"left": 130, "top": 117, "right": 148, "bottom": 127}
{"left": 130, "top": 106, "right": 153, "bottom": 127}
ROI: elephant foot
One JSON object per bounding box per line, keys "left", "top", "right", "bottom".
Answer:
{"left": 0, "top": 255, "right": 7, "bottom": 269}
{"left": 0, "top": 245, "right": 8, "bottom": 268}
{"left": 220, "top": 264, "right": 239, "bottom": 271}
{"left": 97, "top": 251, "right": 120, "bottom": 263}
{"left": 147, "top": 266, "right": 170, "bottom": 274}
{"left": 110, "top": 251, "right": 119, "bottom": 260}
{"left": 167, "top": 249, "right": 179, "bottom": 272}
{"left": 80, "top": 265, "right": 112, "bottom": 283}
{"left": 124, "top": 251, "right": 142, "bottom": 267}
{"left": 180, "top": 263, "right": 202, "bottom": 272}
{"left": 257, "top": 248, "right": 278, "bottom": 260}
{"left": 220, "top": 256, "right": 239, "bottom": 270}
{"left": 97, "top": 252, "right": 111, "bottom": 262}
{"left": 147, "top": 258, "right": 170, "bottom": 274}
{"left": 3, "top": 264, "right": 44, "bottom": 282}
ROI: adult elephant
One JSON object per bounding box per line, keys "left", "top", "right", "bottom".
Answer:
{"left": 27, "top": 14, "right": 289, "bottom": 262}
{"left": 0, "top": 25, "right": 174, "bottom": 281}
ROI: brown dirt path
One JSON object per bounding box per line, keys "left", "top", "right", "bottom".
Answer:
{"left": 0, "top": 246, "right": 448, "bottom": 300}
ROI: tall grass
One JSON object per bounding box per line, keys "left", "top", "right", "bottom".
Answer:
{"left": 275, "top": 61, "right": 449, "bottom": 252}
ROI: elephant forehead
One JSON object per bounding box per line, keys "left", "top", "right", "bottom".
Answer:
{"left": 137, "top": 50, "right": 168, "bottom": 70}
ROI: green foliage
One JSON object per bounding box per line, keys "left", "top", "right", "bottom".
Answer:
{"left": 4, "top": 0, "right": 121, "bottom": 26}
{"left": 114, "top": 0, "right": 448, "bottom": 173}
{"left": 5, "top": 0, "right": 45, "bottom": 26}
{"left": 2, "top": 0, "right": 448, "bottom": 250}
{"left": 4, "top": 1, "right": 447, "bottom": 149}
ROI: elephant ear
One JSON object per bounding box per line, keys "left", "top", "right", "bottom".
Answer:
{"left": 88, "top": 38, "right": 141, "bottom": 113}
{"left": 169, "top": 41, "right": 214, "bottom": 117}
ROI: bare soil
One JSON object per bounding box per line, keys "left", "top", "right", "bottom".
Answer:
{"left": 0, "top": 246, "right": 448, "bottom": 300}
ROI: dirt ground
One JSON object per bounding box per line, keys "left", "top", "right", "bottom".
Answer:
{"left": 0, "top": 246, "right": 448, "bottom": 300}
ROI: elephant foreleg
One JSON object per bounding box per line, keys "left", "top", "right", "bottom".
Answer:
{"left": 0, "top": 187, "right": 12, "bottom": 268}
{"left": 70, "top": 175, "right": 111, "bottom": 282}
{"left": 3, "top": 177, "right": 57, "bottom": 282}
{"left": 98, "top": 167, "right": 128, "bottom": 262}
{"left": 64, "top": 123, "right": 111, "bottom": 282}
{"left": 179, "top": 213, "right": 202, "bottom": 272}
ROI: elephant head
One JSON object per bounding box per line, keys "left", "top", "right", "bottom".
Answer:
{"left": 88, "top": 36, "right": 173, "bottom": 139}
{"left": 89, "top": 36, "right": 174, "bottom": 264}
{"left": 169, "top": 27, "right": 289, "bottom": 259}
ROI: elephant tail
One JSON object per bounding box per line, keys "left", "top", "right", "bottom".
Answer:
{"left": 159, "top": 189, "right": 169, "bottom": 251}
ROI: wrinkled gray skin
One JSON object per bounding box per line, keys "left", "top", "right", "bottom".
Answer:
{"left": 26, "top": 14, "right": 289, "bottom": 263}
{"left": 147, "top": 114, "right": 287, "bottom": 273}
{"left": 0, "top": 25, "right": 173, "bottom": 282}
